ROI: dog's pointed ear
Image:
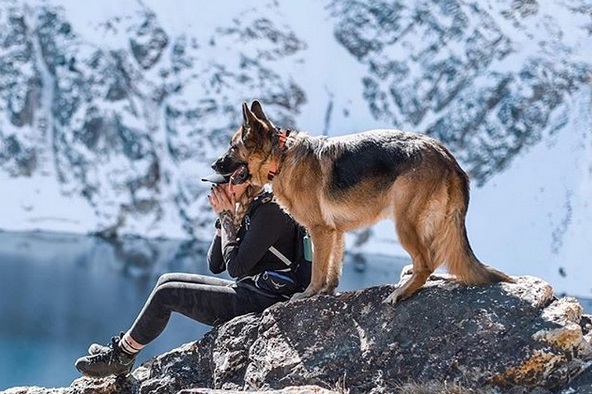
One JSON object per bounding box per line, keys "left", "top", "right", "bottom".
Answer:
{"left": 250, "top": 100, "right": 268, "bottom": 122}
{"left": 242, "top": 101, "right": 254, "bottom": 128}
{"left": 242, "top": 101, "right": 261, "bottom": 138}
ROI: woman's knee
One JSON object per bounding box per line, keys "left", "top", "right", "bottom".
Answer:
{"left": 149, "top": 282, "right": 179, "bottom": 310}
{"left": 156, "top": 273, "right": 180, "bottom": 287}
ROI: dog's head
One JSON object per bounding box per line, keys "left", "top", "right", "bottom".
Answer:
{"left": 212, "top": 100, "right": 278, "bottom": 186}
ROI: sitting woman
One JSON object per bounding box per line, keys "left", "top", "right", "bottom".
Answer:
{"left": 75, "top": 174, "right": 310, "bottom": 378}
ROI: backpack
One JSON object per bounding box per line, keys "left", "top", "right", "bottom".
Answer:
{"left": 235, "top": 193, "right": 313, "bottom": 298}
{"left": 242, "top": 223, "right": 313, "bottom": 299}
{"left": 292, "top": 224, "right": 312, "bottom": 289}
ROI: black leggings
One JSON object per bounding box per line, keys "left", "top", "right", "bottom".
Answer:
{"left": 128, "top": 273, "right": 281, "bottom": 345}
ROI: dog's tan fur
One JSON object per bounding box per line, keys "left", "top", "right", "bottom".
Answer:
{"left": 214, "top": 101, "right": 513, "bottom": 303}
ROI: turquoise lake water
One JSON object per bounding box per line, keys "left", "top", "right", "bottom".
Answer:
{"left": 0, "top": 231, "right": 411, "bottom": 390}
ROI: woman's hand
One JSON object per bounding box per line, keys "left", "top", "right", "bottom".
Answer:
{"left": 208, "top": 181, "right": 248, "bottom": 243}
{"left": 208, "top": 184, "right": 234, "bottom": 215}
{"left": 209, "top": 184, "right": 239, "bottom": 249}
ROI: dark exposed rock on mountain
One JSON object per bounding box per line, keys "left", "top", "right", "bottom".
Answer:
{"left": 0, "top": 1, "right": 305, "bottom": 238}
{"left": 1, "top": 0, "right": 590, "bottom": 239}
{"left": 328, "top": 0, "right": 592, "bottom": 184}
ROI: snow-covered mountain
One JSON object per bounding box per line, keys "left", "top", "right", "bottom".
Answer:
{"left": 0, "top": 0, "right": 590, "bottom": 296}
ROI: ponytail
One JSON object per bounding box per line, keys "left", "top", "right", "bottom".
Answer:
{"left": 233, "top": 184, "right": 265, "bottom": 228}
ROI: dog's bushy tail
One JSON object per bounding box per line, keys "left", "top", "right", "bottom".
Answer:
{"left": 434, "top": 172, "right": 513, "bottom": 285}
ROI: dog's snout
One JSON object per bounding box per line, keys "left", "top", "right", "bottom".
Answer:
{"left": 211, "top": 155, "right": 234, "bottom": 175}
{"left": 211, "top": 150, "right": 246, "bottom": 176}
{"left": 211, "top": 156, "right": 227, "bottom": 173}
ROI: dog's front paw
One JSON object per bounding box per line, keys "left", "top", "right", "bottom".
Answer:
{"left": 321, "top": 285, "right": 337, "bottom": 296}
{"left": 291, "top": 288, "right": 319, "bottom": 301}
{"left": 321, "top": 279, "right": 339, "bottom": 296}
{"left": 290, "top": 292, "right": 307, "bottom": 301}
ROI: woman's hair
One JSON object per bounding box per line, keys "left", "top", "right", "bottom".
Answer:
{"left": 234, "top": 184, "right": 265, "bottom": 227}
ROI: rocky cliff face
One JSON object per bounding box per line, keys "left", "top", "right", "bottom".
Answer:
{"left": 3, "top": 274, "right": 591, "bottom": 394}
{"left": 0, "top": 0, "right": 590, "bottom": 240}
{"left": 328, "top": 0, "right": 592, "bottom": 184}
{"left": 0, "top": 0, "right": 306, "bottom": 239}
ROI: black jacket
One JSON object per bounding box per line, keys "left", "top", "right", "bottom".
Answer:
{"left": 207, "top": 191, "right": 300, "bottom": 279}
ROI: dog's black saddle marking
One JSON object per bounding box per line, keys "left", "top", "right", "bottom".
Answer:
{"left": 328, "top": 131, "right": 422, "bottom": 194}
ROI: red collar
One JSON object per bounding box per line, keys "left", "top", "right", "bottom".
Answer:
{"left": 268, "top": 129, "right": 291, "bottom": 181}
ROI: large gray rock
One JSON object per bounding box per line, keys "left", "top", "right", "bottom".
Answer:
{"left": 3, "top": 273, "right": 591, "bottom": 394}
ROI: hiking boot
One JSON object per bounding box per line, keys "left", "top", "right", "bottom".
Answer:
{"left": 75, "top": 335, "right": 136, "bottom": 378}
{"left": 87, "top": 332, "right": 125, "bottom": 355}
{"left": 88, "top": 343, "right": 110, "bottom": 355}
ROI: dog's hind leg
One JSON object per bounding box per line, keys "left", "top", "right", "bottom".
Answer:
{"left": 292, "top": 225, "right": 335, "bottom": 300}
{"left": 384, "top": 217, "right": 434, "bottom": 305}
{"left": 322, "top": 230, "right": 345, "bottom": 295}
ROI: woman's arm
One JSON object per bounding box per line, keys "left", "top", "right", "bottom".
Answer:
{"left": 207, "top": 185, "right": 235, "bottom": 275}
{"left": 207, "top": 229, "right": 225, "bottom": 274}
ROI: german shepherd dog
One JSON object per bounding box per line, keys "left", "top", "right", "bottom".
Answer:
{"left": 213, "top": 100, "right": 513, "bottom": 304}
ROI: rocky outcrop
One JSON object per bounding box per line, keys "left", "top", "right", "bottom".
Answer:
{"left": 4, "top": 273, "right": 591, "bottom": 394}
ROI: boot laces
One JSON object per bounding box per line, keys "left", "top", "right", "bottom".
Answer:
{"left": 87, "top": 335, "right": 122, "bottom": 365}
